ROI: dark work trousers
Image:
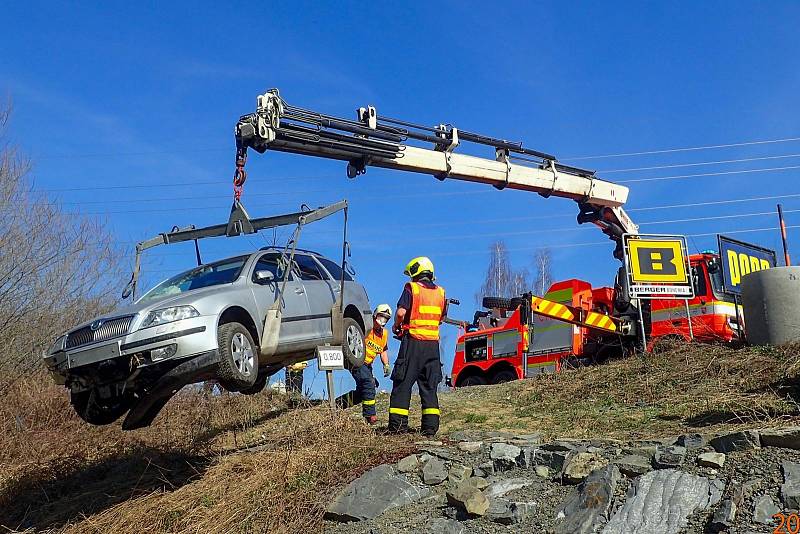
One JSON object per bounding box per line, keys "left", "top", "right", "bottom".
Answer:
{"left": 388, "top": 336, "right": 442, "bottom": 435}
{"left": 285, "top": 368, "right": 304, "bottom": 395}
{"left": 350, "top": 363, "right": 377, "bottom": 417}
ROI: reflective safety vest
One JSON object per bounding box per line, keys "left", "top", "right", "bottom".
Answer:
{"left": 405, "top": 281, "right": 446, "bottom": 341}
{"left": 364, "top": 327, "right": 389, "bottom": 365}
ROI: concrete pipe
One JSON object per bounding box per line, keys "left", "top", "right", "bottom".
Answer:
{"left": 741, "top": 266, "right": 800, "bottom": 345}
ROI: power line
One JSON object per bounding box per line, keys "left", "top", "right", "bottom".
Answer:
{"left": 628, "top": 192, "right": 800, "bottom": 212}
{"left": 563, "top": 136, "right": 800, "bottom": 161}
{"left": 138, "top": 209, "right": 799, "bottom": 256}
{"left": 599, "top": 153, "right": 800, "bottom": 174}
{"left": 136, "top": 224, "right": 800, "bottom": 265}
{"left": 77, "top": 191, "right": 800, "bottom": 246}
{"left": 618, "top": 164, "right": 800, "bottom": 184}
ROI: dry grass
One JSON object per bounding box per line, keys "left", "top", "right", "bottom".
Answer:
{"left": 0, "top": 376, "right": 413, "bottom": 533}
{"left": 3, "top": 342, "right": 799, "bottom": 533}
{"left": 426, "top": 342, "right": 800, "bottom": 440}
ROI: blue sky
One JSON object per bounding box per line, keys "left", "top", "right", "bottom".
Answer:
{"left": 3, "top": 2, "right": 800, "bottom": 397}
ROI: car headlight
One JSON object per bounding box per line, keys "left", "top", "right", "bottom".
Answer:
{"left": 48, "top": 334, "right": 67, "bottom": 354}
{"left": 141, "top": 306, "right": 199, "bottom": 329}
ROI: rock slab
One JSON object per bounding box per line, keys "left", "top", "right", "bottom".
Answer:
{"left": 676, "top": 433, "right": 706, "bottom": 450}
{"left": 753, "top": 494, "right": 780, "bottom": 524}
{"left": 425, "top": 518, "right": 466, "bottom": 533}
{"left": 653, "top": 445, "right": 686, "bottom": 469}
{"left": 325, "top": 465, "right": 430, "bottom": 522}
{"left": 613, "top": 455, "right": 651, "bottom": 478}
{"left": 457, "top": 441, "right": 483, "bottom": 453}
{"left": 448, "top": 464, "right": 472, "bottom": 483}
{"left": 602, "top": 469, "right": 718, "bottom": 534}
{"left": 532, "top": 449, "right": 569, "bottom": 472}
{"left": 423, "top": 458, "right": 448, "bottom": 485}
{"left": 709, "top": 430, "right": 761, "bottom": 453}
{"left": 556, "top": 465, "right": 620, "bottom": 534}
{"left": 761, "top": 426, "right": 800, "bottom": 449}
{"left": 446, "top": 483, "right": 490, "bottom": 517}
{"left": 490, "top": 442, "right": 522, "bottom": 471}
{"left": 782, "top": 461, "right": 800, "bottom": 509}
{"left": 563, "top": 452, "right": 609, "bottom": 484}
{"left": 397, "top": 454, "right": 420, "bottom": 473}
{"left": 697, "top": 452, "right": 726, "bottom": 469}
{"left": 484, "top": 477, "right": 533, "bottom": 499}
{"left": 487, "top": 498, "right": 536, "bottom": 525}
{"left": 710, "top": 499, "right": 736, "bottom": 532}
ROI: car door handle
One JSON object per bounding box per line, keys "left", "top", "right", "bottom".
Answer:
{"left": 294, "top": 287, "right": 305, "bottom": 295}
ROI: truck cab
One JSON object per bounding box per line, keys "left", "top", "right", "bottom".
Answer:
{"left": 649, "top": 253, "right": 742, "bottom": 343}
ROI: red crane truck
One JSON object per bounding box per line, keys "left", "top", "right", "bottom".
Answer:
{"left": 450, "top": 252, "right": 742, "bottom": 387}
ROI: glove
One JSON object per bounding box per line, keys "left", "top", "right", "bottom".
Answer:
{"left": 383, "top": 363, "right": 391, "bottom": 377}
{"left": 392, "top": 324, "right": 403, "bottom": 337}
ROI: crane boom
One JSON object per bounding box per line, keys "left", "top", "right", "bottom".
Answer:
{"left": 234, "top": 89, "right": 638, "bottom": 257}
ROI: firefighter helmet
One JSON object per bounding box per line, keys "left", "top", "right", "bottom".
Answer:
{"left": 404, "top": 256, "right": 435, "bottom": 279}
{"left": 374, "top": 303, "right": 392, "bottom": 319}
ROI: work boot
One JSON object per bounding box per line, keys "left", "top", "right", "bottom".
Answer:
{"left": 365, "top": 415, "right": 378, "bottom": 425}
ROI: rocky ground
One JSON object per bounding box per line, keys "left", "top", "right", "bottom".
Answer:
{"left": 323, "top": 427, "right": 800, "bottom": 533}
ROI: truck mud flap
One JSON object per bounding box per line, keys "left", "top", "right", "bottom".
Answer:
{"left": 122, "top": 350, "right": 220, "bottom": 430}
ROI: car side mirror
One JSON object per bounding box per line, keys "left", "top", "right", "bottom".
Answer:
{"left": 255, "top": 270, "right": 275, "bottom": 284}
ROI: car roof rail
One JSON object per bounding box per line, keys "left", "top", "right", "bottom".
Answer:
{"left": 259, "top": 246, "right": 323, "bottom": 256}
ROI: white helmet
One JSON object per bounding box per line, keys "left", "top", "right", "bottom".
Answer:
{"left": 374, "top": 303, "right": 392, "bottom": 319}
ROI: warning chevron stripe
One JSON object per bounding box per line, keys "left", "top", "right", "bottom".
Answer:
{"left": 531, "top": 296, "right": 617, "bottom": 333}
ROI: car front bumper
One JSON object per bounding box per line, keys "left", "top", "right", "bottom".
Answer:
{"left": 45, "top": 314, "right": 220, "bottom": 380}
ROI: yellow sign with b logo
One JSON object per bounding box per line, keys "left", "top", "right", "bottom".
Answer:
{"left": 628, "top": 238, "right": 689, "bottom": 284}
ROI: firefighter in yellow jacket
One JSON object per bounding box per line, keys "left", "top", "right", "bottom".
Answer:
{"left": 389, "top": 257, "right": 447, "bottom": 436}
{"left": 352, "top": 304, "right": 393, "bottom": 425}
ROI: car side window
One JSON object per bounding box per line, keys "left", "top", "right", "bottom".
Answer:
{"left": 294, "top": 254, "right": 329, "bottom": 281}
{"left": 252, "top": 253, "right": 289, "bottom": 281}
{"left": 317, "top": 257, "right": 353, "bottom": 282}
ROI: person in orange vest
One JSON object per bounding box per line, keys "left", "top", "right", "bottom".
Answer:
{"left": 352, "top": 304, "right": 393, "bottom": 425}
{"left": 389, "top": 257, "right": 447, "bottom": 436}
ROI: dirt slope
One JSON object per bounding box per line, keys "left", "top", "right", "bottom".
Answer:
{"left": 1, "top": 342, "right": 798, "bottom": 532}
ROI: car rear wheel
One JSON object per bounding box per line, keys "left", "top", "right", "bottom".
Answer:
{"left": 217, "top": 322, "right": 258, "bottom": 391}
{"left": 459, "top": 374, "right": 488, "bottom": 387}
{"left": 342, "top": 317, "right": 365, "bottom": 369}
{"left": 70, "top": 388, "right": 133, "bottom": 425}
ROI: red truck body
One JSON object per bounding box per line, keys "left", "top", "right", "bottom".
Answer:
{"left": 450, "top": 253, "right": 741, "bottom": 387}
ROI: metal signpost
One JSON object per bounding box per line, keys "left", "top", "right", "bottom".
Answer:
{"left": 316, "top": 345, "right": 345, "bottom": 409}
{"left": 717, "top": 235, "right": 778, "bottom": 342}
{"left": 623, "top": 234, "right": 695, "bottom": 348}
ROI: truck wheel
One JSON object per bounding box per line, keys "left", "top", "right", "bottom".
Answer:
{"left": 482, "top": 296, "right": 513, "bottom": 309}
{"left": 70, "top": 388, "right": 132, "bottom": 425}
{"left": 489, "top": 368, "right": 517, "bottom": 384}
{"left": 343, "top": 317, "right": 366, "bottom": 369}
{"left": 216, "top": 322, "right": 258, "bottom": 391}
{"left": 459, "top": 375, "right": 487, "bottom": 387}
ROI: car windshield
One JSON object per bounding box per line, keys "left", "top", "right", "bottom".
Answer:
{"left": 138, "top": 256, "right": 249, "bottom": 303}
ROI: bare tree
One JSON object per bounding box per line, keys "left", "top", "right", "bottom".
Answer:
{"left": 475, "top": 241, "right": 514, "bottom": 304}
{"left": 510, "top": 267, "right": 531, "bottom": 296}
{"left": 533, "top": 248, "right": 553, "bottom": 296}
{"left": 0, "top": 103, "right": 121, "bottom": 384}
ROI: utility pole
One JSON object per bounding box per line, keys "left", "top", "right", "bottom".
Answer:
{"left": 778, "top": 204, "right": 791, "bottom": 266}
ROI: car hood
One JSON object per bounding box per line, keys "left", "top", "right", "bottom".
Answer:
{"left": 67, "top": 284, "right": 236, "bottom": 332}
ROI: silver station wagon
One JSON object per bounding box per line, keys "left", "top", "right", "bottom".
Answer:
{"left": 45, "top": 202, "right": 372, "bottom": 429}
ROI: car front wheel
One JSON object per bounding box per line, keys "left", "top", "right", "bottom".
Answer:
{"left": 342, "top": 317, "right": 365, "bottom": 369}
{"left": 216, "top": 322, "right": 258, "bottom": 391}
{"left": 70, "top": 388, "right": 133, "bottom": 425}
